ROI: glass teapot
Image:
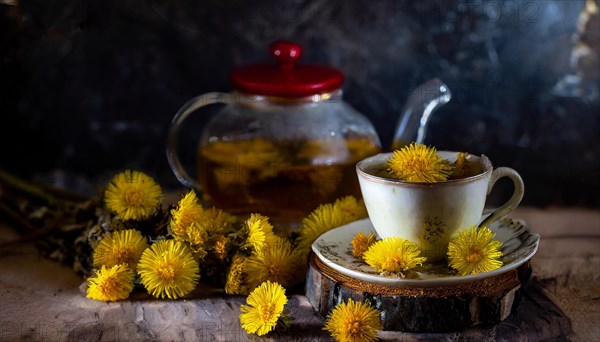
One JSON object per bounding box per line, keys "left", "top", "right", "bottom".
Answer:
{"left": 167, "top": 41, "right": 451, "bottom": 223}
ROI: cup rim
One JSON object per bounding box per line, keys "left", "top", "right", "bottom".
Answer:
{"left": 356, "top": 151, "right": 493, "bottom": 187}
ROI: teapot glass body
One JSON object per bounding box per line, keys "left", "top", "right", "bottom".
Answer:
{"left": 167, "top": 90, "right": 381, "bottom": 222}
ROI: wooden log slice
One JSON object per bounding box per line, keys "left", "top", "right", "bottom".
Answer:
{"left": 305, "top": 252, "right": 531, "bottom": 332}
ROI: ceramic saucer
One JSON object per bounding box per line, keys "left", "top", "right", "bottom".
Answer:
{"left": 312, "top": 217, "right": 539, "bottom": 288}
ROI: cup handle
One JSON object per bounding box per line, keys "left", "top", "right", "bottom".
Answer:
{"left": 478, "top": 167, "right": 525, "bottom": 228}
{"left": 166, "top": 92, "right": 232, "bottom": 189}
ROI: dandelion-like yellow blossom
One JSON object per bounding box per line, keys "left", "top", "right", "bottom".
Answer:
{"left": 213, "top": 235, "right": 229, "bottom": 261}
{"left": 170, "top": 190, "right": 204, "bottom": 237}
{"left": 352, "top": 232, "right": 377, "bottom": 258}
{"left": 246, "top": 236, "right": 299, "bottom": 290}
{"left": 244, "top": 213, "right": 274, "bottom": 252}
{"left": 87, "top": 264, "right": 135, "bottom": 301}
{"left": 197, "top": 207, "right": 236, "bottom": 235}
{"left": 449, "top": 151, "right": 473, "bottom": 179}
{"left": 225, "top": 254, "right": 248, "bottom": 295}
{"left": 104, "top": 170, "right": 162, "bottom": 220}
{"left": 184, "top": 223, "right": 209, "bottom": 248}
{"left": 137, "top": 240, "right": 200, "bottom": 299}
{"left": 296, "top": 203, "right": 346, "bottom": 256}
{"left": 387, "top": 143, "right": 452, "bottom": 183}
{"left": 447, "top": 226, "right": 503, "bottom": 276}
{"left": 240, "top": 281, "right": 288, "bottom": 336}
{"left": 334, "top": 196, "right": 368, "bottom": 223}
{"left": 93, "top": 229, "right": 148, "bottom": 271}
{"left": 363, "top": 237, "right": 426, "bottom": 273}
{"left": 323, "top": 299, "right": 382, "bottom": 342}
{"left": 170, "top": 191, "right": 235, "bottom": 259}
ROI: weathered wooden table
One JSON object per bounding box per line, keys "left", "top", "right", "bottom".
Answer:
{"left": 0, "top": 207, "right": 598, "bottom": 341}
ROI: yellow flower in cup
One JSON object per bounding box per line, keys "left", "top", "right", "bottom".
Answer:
{"left": 93, "top": 229, "right": 148, "bottom": 272}
{"left": 240, "top": 281, "right": 288, "bottom": 336}
{"left": 137, "top": 240, "right": 200, "bottom": 299}
{"left": 87, "top": 264, "right": 135, "bottom": 301}
{"left": 387, "top": 143, "right": 452, "bottom": 182}
{"left": 447, "top": 226, "right": 503, "bottom": 276}
{"left": 104, "top": 170, "right": 162, "bottom": 220}
{"left": 323, "top": 299, "right": 382, "bottom": 342}
{"left": 363, "top": 237, "right": 426, "bottom": 273}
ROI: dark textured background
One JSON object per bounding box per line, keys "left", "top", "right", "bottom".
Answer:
{"left": 1, "top": 0, "right": 599, "bottom": 207}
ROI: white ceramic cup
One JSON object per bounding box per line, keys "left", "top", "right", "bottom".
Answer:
{"left": 356, "top": 151, "right": 524, "bottom": 261}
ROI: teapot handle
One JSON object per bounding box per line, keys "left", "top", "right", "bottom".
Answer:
{"left": 166, "top": 92, "right": 233, "bottom": 189}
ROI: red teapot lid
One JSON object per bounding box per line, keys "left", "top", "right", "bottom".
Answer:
{"left": 229, "top": 41, "right": 344, "bottom": 98}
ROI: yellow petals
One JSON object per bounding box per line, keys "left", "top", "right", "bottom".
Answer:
{"left": 324, "top": 299, "right": 382, "bottom": 342}
{"left": 334, "top": 196, "right": 369, "bottom": 223}
{"left": 447, "top": 226, "right": 503, "bottom": 276}
{"left": 244, "top": 213, "right": 274, "bottom": 252}
{"left": 352, "top": 231, "right": 377, "bottom": 258}
{"left": 296, "top": 203, "right": 346, "bottom": 255}
{"left": 387, "top": 143, "right": 452, "bottom": 183}
{"left": 170, "top": 190, "right": 204, "bottom": 237}
{"left": 450, "top": 151, "right": 470, "bottom": 179}
{"left": 87, "top": 264, "right": 135, "bottom": 301}
{"left": 137, "top": 240, "right": 200, "bottom": 299}
{"left": 104, "top": 170, "right": 162, "bottom": 220}
{"left": 296, "top": 196, "right": 368, "bottom": 256}
{"left": 225, "top": 254, "right": 248, "bottom": 295}
{"left": 240, "top": 281, "right": 288, "bottom": 336}
{"left": 363, "top": 237, "right": 426, "bottom": 273}
{"left": 93, "top": 229, "right": 148, "bottom": 272}
{"left": 246, "top": 236, "right": 299, "bottom": 290}
{"left": 170, "top": 191, "right": 235, "bottom": 259}
{"left": 213, "top": 235, "right": 229, "bottom": 261}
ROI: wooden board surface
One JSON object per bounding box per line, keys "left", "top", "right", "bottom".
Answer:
{"left": 0, "top": 206, "right": 598, "bottom": 341}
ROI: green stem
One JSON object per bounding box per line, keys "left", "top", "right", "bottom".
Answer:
{"left": 0, "top": 202, "right": 37, "bottom": 233}
{"left": 0, "top": 210, "right": 76, "bottom": 248}
{"left": 0, "top": 169, "right": 57, "bottom": 205}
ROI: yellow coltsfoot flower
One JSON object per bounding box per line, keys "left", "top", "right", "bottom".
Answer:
{"left": 213, "top": 235, "right": 230, "bottom": 261}
{"left": 240, "top": 281, "right": 288, "bottom": 336}
{"left": 246, "top": 236, "right": 299, "bottom": 290}
{"left": 387, "top": 143, "right": 452, "bottom": 183}
{"left": 196, "top": 207, "right": 236, "bottom": 235}
{"left": 351, "top": 231, "right": 377, "bottom": 258}
{"left": 296, "top": 202, "right": 346, "bottom": 256}
{"left": 170, "top": 191, "right": 236, "bottom": 260}
{"left": 363, "top": 237, "right": 426, "bottom": 273}
{"left": 324, "top": 298, "right": 382, "bottom": 342}
{"left": 447, "top": 226, "right": 503, "bottom": 276}
{"left": 170, "top": 190, "right": 204, "bottom": 238}
{"left": 334, "top": 196, "right": 368, "bottom": 224}
{"left": 104, "top": 170, "right": 162, "bottom": 220}
{"left": 87, "top": 264, "right": 135, "bottom": 302}
{"left": 450, "top": 151, "right": 471, "bottom": 179}
{"left": 93, "top": 229, "right": 148, "bottom": 272}
{"left": 225, "top": 253, "right": 248, "bottom": 295}
{"left": 243, "top": 213, "right": 275, "bottom": 253}
{"left": 137, "top": 240, "right": 200, "bottom": 299}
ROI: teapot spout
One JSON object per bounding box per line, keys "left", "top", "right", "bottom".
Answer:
{"left": 391, "top": 78, "right": 451, "bottom": 149}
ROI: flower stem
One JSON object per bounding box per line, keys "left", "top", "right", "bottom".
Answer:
{"left": 0, "top": 169, "right": 57, "bottom": 205}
